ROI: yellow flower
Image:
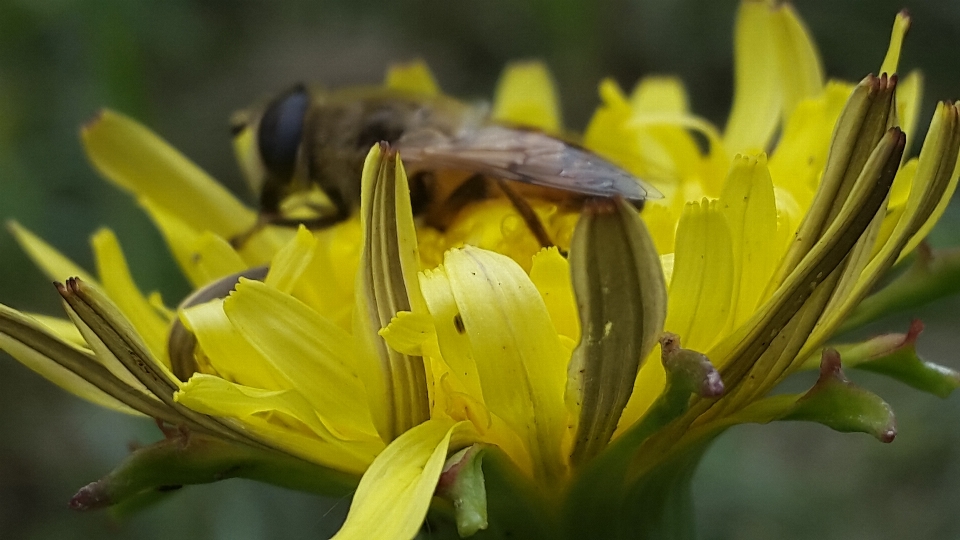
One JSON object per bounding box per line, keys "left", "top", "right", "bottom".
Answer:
{"left": 1, "top": 3, "right": 959, "bottom": 539}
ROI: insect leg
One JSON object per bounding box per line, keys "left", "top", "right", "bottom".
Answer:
{"left": 423, "top": 173, "right": 487, "bottom": 230}
{"left": 496, "top": 179, "right": 554, "bottom": 249}
{"left": 229, "top": 196, "right": 350, "bottom": 248}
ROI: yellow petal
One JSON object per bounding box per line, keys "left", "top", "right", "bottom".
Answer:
{"left": 438, "top": 198, "right": 568, "bottom": 273}
{"left": 180, "top": 299, "right": 287, "bottom": 389}
{"left": 665, "top": 199, "right": 734, "bottom": 353}
{"left": 617, "top": 201, "right": 736, "bottom": 430}
{"left": 0, "top": 306, "right": 142, "bottom": 415}
{"left": 529, "top": 247, "right": 579, "bottom": 342}
{"left": 879, "top": 11, "right": 911, "bottom": 75}
{"left": 419, "top": 265, "right": 484, "bottom": 401}
{"left": 393, "top": 158, "right": 429, "bottom": 315}
{"left": 264, "top": 226, "right": 317, "bottom": 294}
{"left": 898, "top": 71, "right": 925, "bottom": 155}
{"left": 138, "top": 198, "right": 247, "bottom": 287}
{"left": 630, "top": 76, "right": 689, "bottom": 114}
{"left": 192, "top": 231, "right": 249, "bottom": 283}
{"left": 91, "top": 229, "right": 171, "bottom": 367}
{"left": 878, "top": 13, "right": 925, "bottom": 155}
{"left": 353, "top": 145, "right": 432, "bottom": 441}
{"left": 584, "top": 80, "right": 637, "bottom": 174}
{"left": 442, "top": 246, "right": 568, "bottom": 481}
{"left": 224, "top": 280, "right": 376, "bottom": 438}
{"left": 771, "top": 2, "right": 824, "bottom": 124}
{"left": 430, "top": 369, "right": 534, "bottom": 475}
{"left": 491, "top": 61, "right": 561, "bottom": 133}
{"left": 7, "top": 221, "right": 96, "bottom": 283}
{"left": 175, "top": 374, "right": 379, "bottom": 473}
{"left": 294, "top": 218, "right": 362, "bottom": 329}
{"left": 59, "top": 291, "right": 167, "bottom": 397}
{"left": 586, "top": 79, "right": 710, "bottom": 194}
{"left": 902, "top": 156, "right": 960, "bottom": 256}
{"left": 385, "top": 59, "right": 440, "bottom": 96}
{"left": 586, "top": 76, "right": 730, "bottom": 200}
{"left": 25, "top": 313, "right": 86, "bottom": 347}
{"left": 631, "top": 111, "right": 729, "bottom": 197}
{"left": 178, "top": 374, "right": 328, "bottom": 439}
{"left": 659, "top": 253, "right": 675, "bottom": 285}
{"left": 82, "top": 109, "right": 256, "bottom": 238}
{"left": 615, "top": 346, "right": 667, "bottom": 437}
{"left": 232, "top": 123, "right": 264, "bottom": 199}
{"left": 768, "top": 82, "right": 853, "bottom": 221}
{"left": 641, "top": 202, "right": 678, "bottom": 255}
{"left": 333, "top": 419, "right": 466, "bottom": 540}
{"left": 380, "top": 310, "right": 435, "bottom": 357}
{"left": 719, "top": 154, "right": 781, "bottom": 325}
{"left": 874, "top": 158, "right": 918, "bottom": 251}
{"left": 724, "top": 0, "right": 782, "bottom": 153}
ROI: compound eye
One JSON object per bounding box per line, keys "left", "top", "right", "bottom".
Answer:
{"left": 257, "top": 84, "right": 309, "bottom": 183}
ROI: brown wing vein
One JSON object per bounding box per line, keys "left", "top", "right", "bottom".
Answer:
{"left": 397, "top": 125, "right": 661, "bottom": 201}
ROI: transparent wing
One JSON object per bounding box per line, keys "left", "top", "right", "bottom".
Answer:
{"left": 396, "top": 125, "right": 662, "bottom": 201}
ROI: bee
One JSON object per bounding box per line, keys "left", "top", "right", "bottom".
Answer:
{"left": 169, "top": 82, "right": 661, "bottom": 381}
{"left": 228, "top": 83, "right": 661, "bottom": 246}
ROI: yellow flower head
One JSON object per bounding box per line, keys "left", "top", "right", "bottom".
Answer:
{"left": 1, "top": 4, "right": 959, "bottom": 540}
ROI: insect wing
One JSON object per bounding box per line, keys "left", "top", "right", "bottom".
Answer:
{"left": 396, "top": 125, "right": 662, "bottom": 201}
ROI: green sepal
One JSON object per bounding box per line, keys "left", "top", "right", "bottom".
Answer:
{"left": 426, "top": 448, "right": 559, "bottom": 540}
{"left": 567, "top": 197, "right": 668, "bottom": 465}
{"left": 106, "top": 489, "right": 178, "bottom": 520}
{"left": 840, "top": 246, "right": 960, "bottom": 333}
{"left": 435, "top": 445, "right": 488, "bottom": 538}
{"left": 57, "top": 277, "right": 257, "bottom": 447}
{"left": 802, "top": 320, "right": 960, "bottom": 398}
{"left": 734, "top": 348, "right": 896, "bottom": 442}
{"left": 69, "top": 429, "right": 357, "bottom": 513}
{"left": 563, "top": 334, "right": 722, "bottom": 539}
{"left": 477, "top": 449, "right": 560, "bottom": 539}
{"left": 618, "top": 445, "right": 705, "bottom": 540}
{"left": 355, "top": 143, "right": 430, "bottom": 441}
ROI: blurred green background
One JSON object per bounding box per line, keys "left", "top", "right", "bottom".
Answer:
{"left": 1, "top": 0, "right": 959, "bottom": 538}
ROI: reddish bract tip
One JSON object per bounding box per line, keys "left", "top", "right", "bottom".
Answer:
{"left": 69, "top": 481, "right": 110, "bottom": 511}
{"left": 818, "top": 348, "right": 845, "bottom": 382}
{"left": 659, "top": 332, "right": 681, "bottom": 355}
{"left": 906, "top": 319, "right": 924, "bottom": 343}
{"left": 81, "top": 109, "right": 106, "bottom": 134}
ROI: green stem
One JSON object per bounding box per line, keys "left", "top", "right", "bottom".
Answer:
{"left": 840, "top": 246, "right": 960, "bottom": 333}
{"left": 70, "top": 431, "right": 358, "bottom": 512}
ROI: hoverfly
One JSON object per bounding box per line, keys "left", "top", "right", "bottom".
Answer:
{"left": 169, "top": 81, "right": 661, "bottom": 380}
{"left": 228, "top": 83, "right": 661, "bottom": 246}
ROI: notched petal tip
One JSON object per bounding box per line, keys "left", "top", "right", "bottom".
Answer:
{"left": 54, "top": 277, "right": 83, "bottom": 297}
{"left": 378, "top": 140, "right": 397, "bottom": 158}
{"left": 55, "top": 276, "right": 91, "bottom": 300}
